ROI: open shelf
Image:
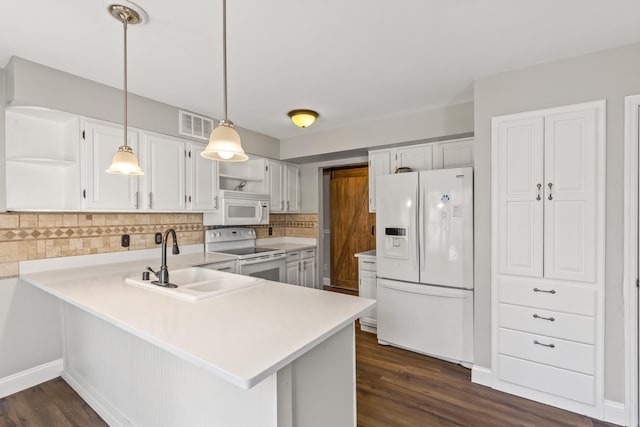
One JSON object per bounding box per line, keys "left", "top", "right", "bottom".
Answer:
{"left": 218, "top": 173, "right": 264, "bottom": 182}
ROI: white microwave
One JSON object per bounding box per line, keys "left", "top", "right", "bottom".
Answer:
{"left": 216, "top": 191, "right": 270, "bottom": 226}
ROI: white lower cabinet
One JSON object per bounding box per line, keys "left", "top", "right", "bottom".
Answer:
{"left": 491, "top": 101, "right": 605, "bottom": 418}
{"left": 357, "top": 256, "right": 377, "bottom": 332}
{"left": 285, "top": 248, "right": 316, "bottom": 288}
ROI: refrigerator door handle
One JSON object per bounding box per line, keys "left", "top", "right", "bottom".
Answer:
{"left": 418, "top": 182, "right": 425, "bottom": 273}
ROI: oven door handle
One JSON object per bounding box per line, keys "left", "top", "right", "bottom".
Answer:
{"left": 238, "top": 253, "right": 286, "bottom": 265}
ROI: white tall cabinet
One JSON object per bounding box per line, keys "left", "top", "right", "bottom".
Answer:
{"left": 491, "top": 100, "right": 606, "bottom": 418}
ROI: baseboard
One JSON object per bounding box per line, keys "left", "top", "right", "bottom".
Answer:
{"left": 604, "top": 400, "right": 625, "bottom": 426}
{"left": 62, "top": 369, "right": 130, "bottom": 427}
{"left": 471, "top": 365, "right": 492, "bottom": 387}
{"left": 359, "top": 323, "right": 377, "bottom": 334}
{"left": 0, "top": 359, "right": 63, "bottom": 399}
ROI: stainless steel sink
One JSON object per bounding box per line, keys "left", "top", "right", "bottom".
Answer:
{"left": 124, "top": 267, "right": 263, "bottom": 302}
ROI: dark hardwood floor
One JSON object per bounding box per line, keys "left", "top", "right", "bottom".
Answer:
{"left": 356, "top": 326, "right": 615, "bottom": 427}
{"left": 0, "top": 325, "right": 618, "bottom": 427}
{"left": 0, "top": 377, "right": 106, "bottom": 427}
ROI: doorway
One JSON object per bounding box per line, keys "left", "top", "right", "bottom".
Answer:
{"left": 325, "top": 165, "right": 375, "bottom": 294}
{"left": 623, "top": 94, "right": 640, "bottom": 427}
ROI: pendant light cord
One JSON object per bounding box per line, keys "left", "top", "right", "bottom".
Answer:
{"left": 222, "top": 0, "right": 228, "bottom": 122}
{"left": 123, "top": 14, "right": 129, "bottom": 148}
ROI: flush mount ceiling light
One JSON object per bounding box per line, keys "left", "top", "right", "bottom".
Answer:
{"left": 288, "top": 109, "right": 319, "bottom": 128}
{"left": 201, "top": 0, "right": 248, "bottom": 162}
{"left": 105, "top": 2, "right": 145, "bottom": 175}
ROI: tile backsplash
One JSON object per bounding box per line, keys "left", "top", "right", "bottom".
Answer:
{"left": 0, "top": 212, "right": 318, "bottom": 279}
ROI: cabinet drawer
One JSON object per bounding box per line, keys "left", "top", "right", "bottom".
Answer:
{"left": 301, "top": 248, "right": 316, "bottom": 259}
{"left": 287, "top": 252, "right": 300, "bottom": 262}
{"left": 498, "top": 304, "right": 595, "bottom": 344}
{"left": 498, "top": 355, "right": 594, "bottom": 404}
{"left": 498, "top": 278, "right": 595, "bottom": 316}
{"left": 499, "top": 328, "right": 594, "bottom": 375}
{"left": 359, "top": 258, "right": 377, "bottom": 272}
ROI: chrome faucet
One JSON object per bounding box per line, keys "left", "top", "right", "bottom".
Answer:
{"left": 147, "top": 228, "right": 180, "bottom": 288}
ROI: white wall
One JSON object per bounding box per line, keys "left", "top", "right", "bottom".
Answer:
{"left": 4, "top": 57, "right": 280, "bottom": 159}
{"left": 299, "top": 156, "right": 368, "bottom": 213}
{"left": 0, "top": 279, "right": 62, "bottom": 379}
{"left": 280, "top": 102, "right": 473, "bottom": 161}
{"left": 474, "top": 42, "right": 640, "bottom": 402}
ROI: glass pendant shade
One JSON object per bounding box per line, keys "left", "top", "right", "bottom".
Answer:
{"left": 201, "top": 120, "right": 248, "bottom": 162}
{"left": 106, "top": 145, "right": 144, "bottom": 175}
{"left": 288, "top": 109, "right": 318, "bottom": 128}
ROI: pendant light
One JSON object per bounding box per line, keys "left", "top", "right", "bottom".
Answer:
{"left": 288, "top": 109, "right": 319, "bottom": 128}
{"left": 106, "top": 3, "right": 145, "bottom": 175}
{"left": 201, "top": 0, "right": 248, "bottom": 162}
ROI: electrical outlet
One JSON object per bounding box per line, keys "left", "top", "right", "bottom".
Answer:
{"left": 268, "top": 227, "right": 273, "bottom": 236}
{"left": 121, "top": 234, "right": 130, "bottom": 248}
{"left": 155, "top": 232, "right": 163, "bottom": 244}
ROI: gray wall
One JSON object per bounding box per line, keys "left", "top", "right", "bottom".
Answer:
{"left": 0, "top": 279, "right": 62, "bottom": 379}
{"left": 4, "top": 57, "right": 280, "bottom": 159}
{"left": 299, "top": 155, "right": 368, "bottom": 213}
{"left": 280, "top": 102, "right": 473, "bottom": 161}
{"left": 474, "top": 42, "right": 640, "bottom": 402}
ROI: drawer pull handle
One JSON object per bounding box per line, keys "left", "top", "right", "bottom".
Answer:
{"left": 533, "top": 314, "right": 555, "bottom": 322}
{"left": 533, "top": 287, "right": 556, "bottom": 294}
{"left": 533, "top": 340, "right": 555, "bottom": 349}
{"left": 362, "top": 261, "right": 375, "bottom": 264}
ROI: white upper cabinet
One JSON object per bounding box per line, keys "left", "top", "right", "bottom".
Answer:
{"left": 188, "top": 143, "right": 219, "bottom": 211}
{"left": 268, "top": 161, "right": 285, "bottom": 212}
{"left": 368, "top": 138, "right": 473, "bottom": 212}
{"left": 543, "top": 108, "right": 598, "bottom": 282}
{"left": 495, "top": 117, "right": 544, "bottom": 278}
{"left": 267, "top": 160, "right": 300, "bottom": 213}
{"left": 82, "top": 119, "right": 140, "bottom": 211}
{"left": 141, "top": 133, "right": 186, "bottom": 211}
{"left": 368, "top": 150, "right": 391, "bottom": 212}
{"left": 396, "top": 145, "right": 433, "bottom": 171}
{"left": 285, "top": 164, "right": 300, "bottom": 212}
{"left": 494, "top": 104, "right": 601, "bottom": 282}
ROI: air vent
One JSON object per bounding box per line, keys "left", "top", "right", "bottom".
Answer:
{"left": 179, "top": 110, "right": 215, "bottom": 141}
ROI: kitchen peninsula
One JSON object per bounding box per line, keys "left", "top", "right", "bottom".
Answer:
{"left": 20, "top": 251, "right": 374, "bottom": 427}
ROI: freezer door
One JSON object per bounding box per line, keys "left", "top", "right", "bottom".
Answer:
{"left": 377, "top": 279, "right": 474, "bottom": 364}
{"left": 419, "top": 168, "right": 473, "bottom": 289}
{"left": 376, "top": 172, "right": 419, "bottom": 283}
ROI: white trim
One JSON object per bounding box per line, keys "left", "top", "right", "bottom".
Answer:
{"left": 471, "top": 366, "right": 492, "bottom": 387}
{"left": 0, "top": 359, "right": 63, "bottom": 399}
{"left": 624, "top": 94, "right": 640, "bottom": 427}
{"left": 605, "top": 400, "right": 626, "bottom": 426}
{"left": 62, "top": 369, "right": 130, "bottom": 427}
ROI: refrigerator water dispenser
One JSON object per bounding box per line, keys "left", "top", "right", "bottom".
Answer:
{"left": 383, "top": 227, "right": 409, "bottom": 259}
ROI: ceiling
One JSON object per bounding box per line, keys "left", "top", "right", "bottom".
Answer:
{"left": 1, "top": 0, "right": 639, "bottom": 140}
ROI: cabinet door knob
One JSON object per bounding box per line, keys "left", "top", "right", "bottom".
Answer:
{"left": 547, "top": 182, "right": 553, "bottom": 200}
{"left": 536, "top": 183, "right": 542, "bottom": 201}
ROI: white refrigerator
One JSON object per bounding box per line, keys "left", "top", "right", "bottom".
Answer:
{"left": 376, "top": 167, "right": 473, "bottom": 364}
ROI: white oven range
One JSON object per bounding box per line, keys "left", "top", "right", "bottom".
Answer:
{"left": 204, "top": 227, "right": 286, "bottom": 282}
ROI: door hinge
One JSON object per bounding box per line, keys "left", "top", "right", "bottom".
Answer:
{"left": 82, "top": 189, "right": 86, "bottom": 199}
{"left": 82, "top": 130, "right": 85, "bottom": 140}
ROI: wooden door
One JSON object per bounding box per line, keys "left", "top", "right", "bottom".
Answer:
{"left": 330, "top": 166, "right": 376, "bottom": 290}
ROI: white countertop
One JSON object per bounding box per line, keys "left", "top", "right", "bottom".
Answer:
{"left": 355, "top": 250, "right": 376, "bottom": 258}
{"left": 20, "top": 252, "right": 374, "bottom": 390}
{"left": 256, "top": 237, "right": 317, "bottom": 252}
